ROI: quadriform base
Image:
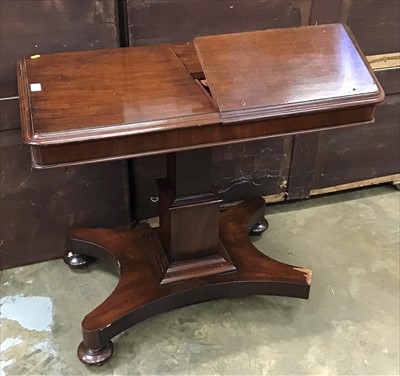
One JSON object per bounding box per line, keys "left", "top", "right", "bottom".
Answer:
{"left": 66, "top": 197, "right": 311, "bottom": 365}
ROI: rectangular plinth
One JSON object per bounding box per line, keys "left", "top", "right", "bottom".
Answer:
{"left": 158, "top": 178, "right": 222, "bottom": 262}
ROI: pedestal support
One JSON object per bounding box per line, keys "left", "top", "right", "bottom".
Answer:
{"left": 65, "top": 150, "right": 311, "bottom": 365}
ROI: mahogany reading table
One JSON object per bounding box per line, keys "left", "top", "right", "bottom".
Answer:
{"left": 17, "top": 24, "right": 383, "bottom": 365}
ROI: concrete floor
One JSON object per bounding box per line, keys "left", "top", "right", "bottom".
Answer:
{"left": 1, "top": 185, "right": 399, "bottom": 376}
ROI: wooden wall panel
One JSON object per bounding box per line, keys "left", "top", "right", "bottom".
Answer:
{"left": 311, "top": 95, "right": 400, "bottom": 190}
{"left": 0, "top": 0, "right": 119, "bottom": 98}
{"left": 286, "top": 95, "right": 400, "bottom": 199}
{"left": 311, "top": 0, "right": 400, "bottom": 55}
{"left": 287, "top": 133, "right": 320, "bottom": 200}
{"left": 374, "top": 68, "right": 400, "bottom": 96}
{"left": 309, "top": 0, "right": 342, "bottom": 24}
{"left": 0, "top": 130, "right": 132, "bottom": 270}
{"left": 131, "top": 155, "right": 166, "bottom": 220}
{"left": 132, "top": 137, "right": 293, "bottom": 220}
{"left": 212, "top": 138, "right": 293, "bottom": 203}
{"left": 127, "top": 0, "right": 312, "bottom": 45}
{"left": 0, "top": 99, "right": 20, "bottom": 132}
{"left": 345, "top": 0, "right": 400, "bottom": 55}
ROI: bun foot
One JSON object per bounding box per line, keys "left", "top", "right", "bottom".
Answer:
{"left": 250, "top": 217, "right": 269, "bottom": 236}
{"left": 63, "top": 251, "right": 93, "bottom": 269}
{"left": 77, "top": 341, "right": 114, "bottom": 365}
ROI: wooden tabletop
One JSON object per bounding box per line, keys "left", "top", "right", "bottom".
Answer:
{"left": 195, "top": 24, "right": 383, "bottom": 123}
{"left": 18, "top": 45, "right": 219, "bottom": 145}
{"left": 17, "top": 25, "right": 384, "bottom": 167}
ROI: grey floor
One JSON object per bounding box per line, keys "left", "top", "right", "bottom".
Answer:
{"left": 1, "top": 185, "right": 399, "bottom": 376}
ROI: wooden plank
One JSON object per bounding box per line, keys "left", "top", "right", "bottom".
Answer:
{"left": 346, "top": 0, "right": 400, "bottom": 55}
{"left": 368, "top": 53, "right": 400, "bottom": 95}
{"left": 194, "top": 25, "right": 382, "bottom": 124}
{"left": 287, "top": 132, "right": 320, "bottom": 199}
{"left": 311, "top": 0, "right": 400, "bottom": 55}
{"left": 367, "top": 53, "right": 400, "bottom": 71}
{"left": 3, "top": 47, "right": 397, "bottom": 136}
{"left": 311, "top": 94, "right": 400, "bottom": 190}
{"left": 0, "top": 0, "right": 119, "bottom": 98}
{"left": 18, "top": 46, "right": 219, "bottom": 145}
{"left": 212, "top": 137, "right": 293, "bottom": 203}
{"left": 310, "top": 0, "right": 342, "bottom": 25}
{"left": 128, "top": 0, "right": 312, "bottom": 46}
{"left": 144, "top": 191, "right": 287, "bottom": 228}
{"left": 170, "top": 43, "right": 204, "bottom": 79}
{"left": 172, "top": 46, "right": 400, "bottom": 95}
{"left": 373, "top": 69, "right": 400, "bottom": 96}
{"left": 287, "top": 94, "right": 400, "bottom": 199}
{"left": 131, "top": 155, "right": 166, "bottom": 220}
{"left": 132, "top": 137, "right": 293, "bottom": 220}
{"left": 0, "top": 129, "right": 131, "bottom": 270}
{"left": 310, "top": 174, "right": 400, "bottom": 196}
{"left": 0, "top": 98, "right": 20, "bottom": 131}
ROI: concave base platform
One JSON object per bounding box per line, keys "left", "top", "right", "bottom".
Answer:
{"left": 66, "top": 197, "right": 311, "bottom": 365}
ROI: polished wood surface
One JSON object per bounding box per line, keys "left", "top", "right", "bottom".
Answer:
{"left": 170, "top": 43, "right": 204, "bottom": 79}
{"left": 17, "top": 24, "right": 383, "bottom": 168}
{"left": 4, "top": 0, "right": 398, "bottom": 271}
{"left": 17, "top": 45, "right": 219, "bottom": 145}
{"left": 30, "top": 106, "right": 375, "bottom": 168}
{"left": 63, "top": 149, "right": 311, "bottom": 365}
{"left": 159, "top": 149, "right": 221, "bottom": 262}
{"left": 68, "top": 196, "right": 310, "bottom": 363}
{"left": 194, "top": 24, "right": 383, "bottom": 123}
{"left": 17, "top": 25, "right": 384, "bottom": 365}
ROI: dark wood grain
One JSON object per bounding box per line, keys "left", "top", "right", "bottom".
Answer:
{"left": 286, "top": 96, "right": 400, "bottom": 199}
{"left": 18, "top": 45, "right": 219, "bottom": 144}
{"left": 194, "top": 24, "right": 383, "bottom": 123}
{"left": 212, "top": 137, "right": 293, "bottom": 202}
{"left": 309, "top": 0, "right": 342, "bottom": 25}
{"left": 346, "top": 0, "right": 400, "bottom": 55}
{"left": 171, "top": 42, "right": 400, "bottom": 96}
{"left": 158, "top": 150, "right": 221, "bottom": 262}
{"left": 0, "top": 0, "right": 119, "bottom": 98}
{"left": 130, "top": 154, "right": 167, "bottom": 220}
{"left": 311, "top": 94, "right": 400, "bottom": 190}
{"left": 374, "top": 68, "right": 400, "bottom": 96}
{"left": 0, "top": 99, "right": 20, "bottom": 131}
{"left": 130, "top": 136, "right": 295, "bottom": 220}
{"left": 127, "top": 0, "right": 312, "bottom": 46}
{"left": 167, "top": 149, "right": 213, "bottom": 197}
{"left": 131, "top": 40, "right": 396, "bottom": 219}
{"left": 28, "top": 106, "right": 376, "bottom": 168}
{"left": 287, "top": 132, "right": 320, "bottom": 200}
{"left": 17, "top": 24, "right": 383, "bottom": 167}
{"left": 16, "top": 26, "right": 386, "bottom": 364}
{"left": 170, "top": 43, "right": 204, "bottom": 79}
{"left": 310, "top": 0, "right": 400, "bottom": 55}
{"left": 68, "top": 197, "right": 310, "bottom": 363}
{"left": 0, "top": 130, "right": 131, "bottom": 270}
